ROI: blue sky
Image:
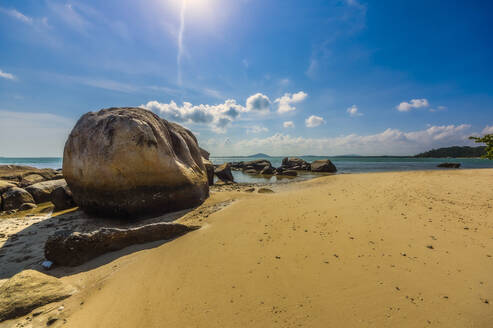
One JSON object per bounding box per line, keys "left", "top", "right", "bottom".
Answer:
{"left": 1, "top": 0, "right": 492, "bottom": 156}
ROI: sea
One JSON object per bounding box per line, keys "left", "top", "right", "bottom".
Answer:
{"left": 1, "top": 156, "right": 492, "bottom": 184}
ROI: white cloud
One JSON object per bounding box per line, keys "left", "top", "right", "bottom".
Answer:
{"left": 206, "top": 124, "right": 475, "bottom": 156}
{"left": 0, "top": 69, "right": 16, "bottom": 80}
{"left": 246, "top": 93, "right": 271, "bottom": 112}
{"left": 482, "top": 125, "right": 493, "bottom": 135}
{"left": 283, "top": 121, "right": 295, "bottom": 128}
{"left": 0, "top": 110, "right": 74, "bottom": 157}
{"left": 305, "top": 115, "right": 325, "bottom": 128}
{"left": 396, "top": 98, "right": 430, "bottom": 112}
{"left": 347, "top": 104, "right": 362, "bottom": 117}
{"left": 275, "top": 91, "right": 308, "bottom": 114}
{"left": 247, "top": 125, "right": 268, "bottom": 134}
{"left": 0, "top": 7, "right": 33, "bottom": 24}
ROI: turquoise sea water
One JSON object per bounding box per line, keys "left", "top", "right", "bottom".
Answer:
{"left": 1, "top": 156, "right": 492, "bottom": 184}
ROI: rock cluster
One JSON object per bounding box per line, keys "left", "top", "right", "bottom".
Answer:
{"left": 437, "top": 162, "right": 461, "bottom": 168}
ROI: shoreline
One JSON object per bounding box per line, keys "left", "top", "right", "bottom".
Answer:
{"left": 1, "top": 169, "right": 493, "bottom": 327}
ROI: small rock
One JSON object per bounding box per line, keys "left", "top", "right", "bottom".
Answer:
{"left": 258, "top": 188, "right": 274, "bottom": 194}
{"left": 245, "top": 188, "right": 255, "bottom": 193}
{"left": 19, "top": 203, "right": 37, "bottom": 211}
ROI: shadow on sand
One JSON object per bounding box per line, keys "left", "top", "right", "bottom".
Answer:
{"left": 0, "top": 206, "right": 196, "bottom": 280}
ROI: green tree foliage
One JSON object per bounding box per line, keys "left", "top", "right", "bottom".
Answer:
{"left": 414, "top": 146, "right": 486, "bottom": 158}
{"left": 469, "top": 134, "right": 493, "bottom": 160}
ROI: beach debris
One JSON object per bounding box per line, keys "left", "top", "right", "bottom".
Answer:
{"left": 62, "top": 107, "right": 209, "bottom": 218}
{"left": 41, "top": 261, "right": 53, "bottom": 270}
{"left": 45, "top": 222, "right": 200, "bottom": 266}
{"left": 0, "top": 270, "right": 74, "bottom": 322}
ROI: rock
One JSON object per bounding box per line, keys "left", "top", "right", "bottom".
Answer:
{"left": 0, "top": 180, "right": 16, "bottom": 194}
{"left": 258, "top": 188, "right": 274, "bottom": 194}
{"left": 51, "top": 185, "right": 76, "bottom": 211}
{"left": 45, "top": 223, "right": 199, "bottom": 266}
{"left": 199, "top": 147, "right": 210, "bottom": 160}
{"left": 0, "top": 270, "right": 74, "bottom": 322}
{"left": 19, "top": 174, "right": 46, "bottom": 187}
{"left": 19, "top": 203, "right": 37, "bottom": 211}
{"left": 0, "top": 165, "right": 60, "bottom": 187}
{"left": 310, "top": 159, "right": 337, "bottom": 173}
{"left": 202, "top": 158, "right": 214, "bottom": 186}
{"left": 26, "top": 180, "right": 67, "bottom": 204}
{"left": 281, "top": 157, "right": 310, "bottom": 170}
{"left": 260, "top": 166, "right": 274, "bottom": 175}
{"left": 241, "top": 160, "right": 272, "bottom": 171}
{"left": 1, "top": 187, "right": 35, "bottom": 211}
{"left": 437, "top": 163, "right": 461, "bottom": 168}
{"left": 243, "top": 169, "right": 258, "bottom": 175}
{"left": 63, "top": 107, "right": 209, "bottom": 218}
{"left": 214, "top": 163, "right": 234, "bottom": 182}
{"left": 245, "top": 188, "right": 255, "bottom": 192}
{"left": 281, "top": 170, "right": 298, "bottom": 176}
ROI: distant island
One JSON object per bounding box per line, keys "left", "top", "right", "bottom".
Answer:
{"left": 414, "top": 146, "right": 486, "bottom": 158}
{"left": 246, "top": 153, "right": 271, "bottom": 158}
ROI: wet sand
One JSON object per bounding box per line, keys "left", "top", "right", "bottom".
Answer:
{"left": 2, "top": 169, "right": 493, "bottom": 327}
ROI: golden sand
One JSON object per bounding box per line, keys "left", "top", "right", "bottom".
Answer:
{"left": 9, "top": 169, "right": 493, "bottom": 327}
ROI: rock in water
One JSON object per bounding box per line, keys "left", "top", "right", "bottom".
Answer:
{"left": 1, "top": 187, "right": 35, "bottom": 211}
{"left": 0, "top": 270, "right": 74, "bottom": 322}
{"left": 281, "top": 157, "right": 310, "bottom": 170}
{"left": 51, "top": 185, "right": 76, "bottom": 211}
{"left": 63, "top": 107, "right": 209, "bottom": 218}
{"left": 45, "top": 223, "right": 199, "bottom": 266}
{"left": 310, "top": 159, "right": 337, "bottom": 173}
{"left": 214, "top": 163, "right": 234, "bottom": 183}
{"left": 25, "top": 179, "right": 67, "bottom": 204}
{"left": 437, "top": 163, "right": 461, "bottom": 168}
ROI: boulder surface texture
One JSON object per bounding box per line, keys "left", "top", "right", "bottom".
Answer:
{"left": 63, "top": 107, "right": 209, "bottom": 218}
{"left": 45, "top": 223, "right": 199, "bottom": 266}
{"left": 51, "top": 184, "right": 76, "bottom": 211}
{"left": 310, "top": 159, "right": 337, "bottom": 173}
{"left": 214, "top": 163, "right": 234, "bottom": 182}
{"left": 1, "top": 187, "right": 34, "bottom": 211}
{"left": 0, "top": 270, "right": 74, "bottom": 322}
{"left": 25, "top": 179, "right": 67, "bottom": 204}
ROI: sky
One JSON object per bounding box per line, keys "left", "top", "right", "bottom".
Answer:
{"left": 1, "top": 0, "right": 492, "bottom": 157}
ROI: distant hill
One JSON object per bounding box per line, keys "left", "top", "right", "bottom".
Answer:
{"left": 246, "top": 153, "right": 271, "bottom": 158}
{"left": 415, "top": 146, "right": 486, "bottom": 158}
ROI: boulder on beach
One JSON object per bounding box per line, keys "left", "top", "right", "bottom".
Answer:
{"left": 242, "top": 159, "right": 272, "bottom": 171}
{"left": 0, "top": 270, "right": 74, "bottom": 322}
{"left": 202, "top": 158, "right": 214, "bottom": 186}
{"left": 45, "top": 223, "right": 199, "bottom": 266}
{"left": 214, "top": 163, "right": 234, "bottom": 183}
{"left": 1, "top": 187, "right": 35, "bottom": 211}
{"left": 281, "top": 157, "right": 310, "bottom": 170}
{"left": 260, "top": 165, "right": 274, "bottom": 175}
{"left": 310, "top": 159, "right": 337, "bottom": 173}
{"left": 437, "top": 163, "right": 461, "bottom": 168}
{"left": 51, "top": 185, "right": 76, "bottom": 211}
{"left": 0, "top": 165, "right": 60, "bottom": 187}
{"left": 63, "top": 107, "right": 209, "bottom": 218}
{"left": 25, "top": 179, "right": 67, "bottom": 204}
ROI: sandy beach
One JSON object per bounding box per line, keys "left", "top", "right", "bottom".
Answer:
{"left": 1, "top": 169, "right": 493, "bottom": 327}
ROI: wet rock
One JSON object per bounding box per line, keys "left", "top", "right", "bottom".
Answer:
{"left": 19, "top": 203, "right": 37, "bottom": 211}
{"left": 1, "top": 187, "right": 35, "bottom": 211}
{"left": 26, "top": 180, "right": 67, "bottom": 204}
{"left": 260, "top": 166, "right": 274, "bottom": 175}
{"left": 45, "top": 223, "right": 200, "bottom": 266}
{"left": 63, "top": 107, "right": 209, "bottom": 218}
{"left": 310, "top": 159, "right": 337, "bottom": 173}
{"left": 241, "top": 160, "right": 272, "bottom": 171}
{"left": 280, "top": 170, "right": 298, "bottom": 177}
{"left": 51, "top": 185, "right": 76, "bottom": 211}
{"left": 0, "top": 270, "right": 74, "bottom": 322}
{"left": 243, "top": 169, "right": 258, "bottom": 174}
{"left": 215, "top": 163, "right": 234, "bottom": 183}
{"left": 281, "top": 157, "right": 310, "bottom": 170}
{"left": 437, "top": 163, "right": 461, "bottom": 168}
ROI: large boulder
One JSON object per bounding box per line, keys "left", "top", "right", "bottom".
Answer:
{"left": 202, "top": 158, "right": 214, "bottom": 186}
{"left": 310, "top": 159, "right": 337, "bottom": 173}
{"left": 45, "top": 223, "right": 199, "bottom": 266}
{"left": 25, "top": 179, "right": 67, "bottom": 204}
{"left": 51, "top": 185, "right": 76, "bottom": 211}
{"left": 199, "top": 147, "right": 210, "bottom": 160}
{"left": 0, "top": 270, "right": 74, "bottom": 322}
{"left": 241, "top": 159, "right": 272, "bottom": 171}
{"left": 63, "top": 107, "right": 209, "bottom": 218}
{"left": 214, "top": 163, "right": 234, "bottom": 183}
{"left": 1, "top": 187, "right": 35, "bottom": 211}
{"left": 281, "top": 157, "right": 310, "bottom": 170}
{"left": 260, "top": 165, "right": 274, "bottom": 175}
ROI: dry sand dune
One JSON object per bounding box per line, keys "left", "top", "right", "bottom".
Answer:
{"left": 6, "top": 170, "right": 493, "bottom": 327}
